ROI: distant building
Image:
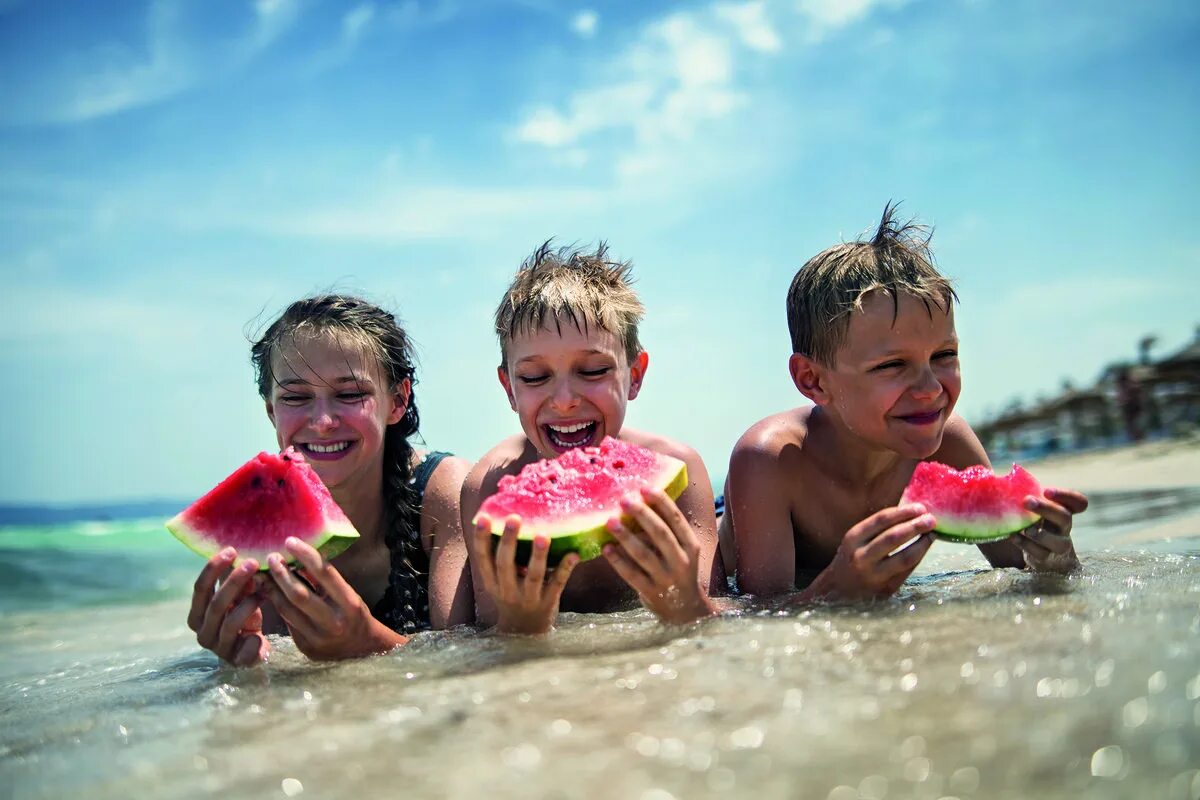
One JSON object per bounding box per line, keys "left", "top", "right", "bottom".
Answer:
{"left": 976, "top": 327, "right": 1200, "bottom": 459}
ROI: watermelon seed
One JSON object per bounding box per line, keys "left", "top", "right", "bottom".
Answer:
{"left": 277, "top": 478, "right": 286, "bottom": 488}
{"left": 250, "top": 476, "right": 263, "bottom": 488}
{"left": 613, "top": 460, "right": 625, "bottom": 469}
{"left": 547, "top": 475, "right": 558, "bottom": 483}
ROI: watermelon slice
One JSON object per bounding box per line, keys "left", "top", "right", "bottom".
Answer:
{"left": 901, "top": 461, "right": 1043, "bottom": 543}
{"left": 475, "top": 437, "right": 689, "bottom": 566}
{"left": 166, "top": 448, "right": 359, "bottom": 569}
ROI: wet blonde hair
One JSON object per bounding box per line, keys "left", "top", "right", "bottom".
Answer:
{"left": 786, "top": 202, "right": 957, "bottom": 366}
{"left": 495, "top": 241, "right": 645, "bottom": 369}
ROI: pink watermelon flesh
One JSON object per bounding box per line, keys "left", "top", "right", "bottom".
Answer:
{"left": 900, "top": 461, "right": 1042, "bottom": 543}
{"left": 475, "top": 437, "right": 689, "bottom": 566}
{"left": 166, "top": 448, "right": 358, "bottom": 570}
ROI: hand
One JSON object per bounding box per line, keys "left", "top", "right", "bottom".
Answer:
{"left": 603, "top": 487, "right": 716, "bottom": 625}
{"left": 1013, "top": 488, "right": 1087, "bottom": 573}
{"left": 473, "top": 514, "right": 580, "bottom": 635}
{"left": 264, "top": 538, "right": 405, "bottom": 660}
{"left": 802, "top": 505, "right": 936, "bottom": 602}
{"left": 188, "top": 547, "right": 270, "bottom": 667}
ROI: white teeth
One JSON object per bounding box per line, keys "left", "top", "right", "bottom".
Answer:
{"left": 548, "top": 422, "right": 593, "bottom": 434}
{"left": 307, "top": 441, "right": 350, "bottom": 454}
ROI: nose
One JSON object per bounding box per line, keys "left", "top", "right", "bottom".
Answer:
{"left": 549, "top": 378, "right": 580, "bottom": 413}
{"left": 309, "top": 398, "right": 339, "bottom": 434}
{"left": 910, "top": 364, "right": 943, "bottom": 401}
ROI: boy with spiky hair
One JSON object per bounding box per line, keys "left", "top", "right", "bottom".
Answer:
{"left": 462, "top": 241, "right": 723, "bottom": 634}
{"left": 723, "top": 204, "right": 1088, "bottom": 601}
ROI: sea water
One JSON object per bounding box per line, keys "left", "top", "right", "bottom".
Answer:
{"left": 2, "top": 491, "right": 1199, "bottom": 800}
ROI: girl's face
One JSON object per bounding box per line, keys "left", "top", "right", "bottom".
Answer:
{"left": 816, "top": 291, "right": 961, "bottom": 459}
{"left": 265, "top": 333, "right": 407, "bottom": 493}
{"left": 498, "top": 321, "right": 646, "bottom": 460}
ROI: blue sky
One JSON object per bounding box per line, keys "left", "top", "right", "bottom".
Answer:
{"left": 2, "top": 0, "right": 1198, "bottom": 504}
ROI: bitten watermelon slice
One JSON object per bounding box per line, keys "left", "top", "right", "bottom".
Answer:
{"left": 166, "top": 448, "right": 359, "bottom": 569}
{"left": 475, "top": 437, "right": 689, "bottom": 566}
{"left": 901, "top": 461, "right": 1043, "bottom": 543}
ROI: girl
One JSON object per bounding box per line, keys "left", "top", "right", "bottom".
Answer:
{"left": 186, "top": 295, "right": 473, "bottom": 664}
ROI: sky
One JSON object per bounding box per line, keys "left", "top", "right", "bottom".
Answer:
{"left": 2, "top": 0, "right": 1198, "bottom": 505}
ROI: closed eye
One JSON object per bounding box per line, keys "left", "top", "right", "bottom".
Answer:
{"left": 579, "top": 367, "right": 611, "bottom": 378}
{"left": 338, "top": 391, "right": 369, "bottom": 402}
{"left": 517, "top": 374, "right": 548, "bottom": 385}
{"left": 934, "top": 349, "right": 958, "bottom": 360}
{"left": 870, "top": 360, "right": 903, "bottom": 372}
{"left": 279, "top": 394, "right": 310, "bottom": 404}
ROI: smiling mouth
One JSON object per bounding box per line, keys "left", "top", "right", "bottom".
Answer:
{"left": 543, "top": 421, "right": 599, "bottom": 452}
{"left": 897, "top": 409, "right": 943, "bottom": 426}
{"left": 298, "top": 441, "right": 354, "bottom": 460}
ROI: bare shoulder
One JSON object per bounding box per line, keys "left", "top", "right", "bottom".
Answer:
{"left": 422, "top": 453, "right": 470, "bottom": 507}
{"left": 730, "top": 407, "right": 814, "bottom": 476}
{"left": 463, "top": 435, "right": 535, "bottom": 493}
{"left": 931, "top": 414, "right": 991, "bottom": 470}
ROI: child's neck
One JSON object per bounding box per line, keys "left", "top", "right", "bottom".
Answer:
{"left": 329, "top": 478, "right": 388, "bottom": 546}
{"left": 811, "top": 407, "right": 908, "bottom": 488}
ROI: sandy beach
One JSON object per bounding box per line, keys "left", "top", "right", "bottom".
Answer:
{"left": 1026, "top": 435, "right": 1200, "bottom": 546}
{"left": 1026, "top": 435, "right": 1200, "bottom": 492}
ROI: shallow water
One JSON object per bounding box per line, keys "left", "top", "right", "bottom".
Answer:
{"left": 2, "top": 493, "right": 1200, "bottom": 800}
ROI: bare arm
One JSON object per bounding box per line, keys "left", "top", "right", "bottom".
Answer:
{"left": 671, "top": 445, "right": 724, "bottom": 594}
{"left": 460, "top": 458, "right": 504, "bottom": 627}
{"left": 727, "top": 441, "right": 797, "bottom": 597}
{"left": 424, "top": 455, "right": 475, "bottom": 629}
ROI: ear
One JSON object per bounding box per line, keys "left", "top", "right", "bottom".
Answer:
{"left": 265, "top": 399, "right": 276, "bottom": 426}
{"left": 627, "top": 350, "right": 649, "bottom": 401}
{"left": 388, "top": 378, "right": 411, "bottom": 425}
{"left": 789, "top": 353, "right": 832, "bottom": 405}
{"left": 497, "top": 365, "right": 517, "bottom": 412}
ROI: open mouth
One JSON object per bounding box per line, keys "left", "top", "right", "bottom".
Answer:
{"left": 298, "top": 440, "right": 354, "bottom": 461}
{"left": 543, "top": 421, "right": 599, "bottom": 453}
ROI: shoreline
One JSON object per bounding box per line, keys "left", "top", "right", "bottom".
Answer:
{"left": 1023, "top": 435, "right": 1200, "bottom": 493}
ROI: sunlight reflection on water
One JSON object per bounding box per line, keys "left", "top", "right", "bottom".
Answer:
{"left": 2, "top": 488, "right": 1199, "bottom": 799}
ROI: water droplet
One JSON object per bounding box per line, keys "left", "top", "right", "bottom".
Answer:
{"left": 858, "top": 774, "right": 888, "bottom": 800}
{"left": 950, "top": 766, "right": 980, "bottom": 793}
{"left": 900, "top": 735, "right": 925, "bottom": 758}
{"left": 281, "top": 778, "right": 304, "bottom": 796}
{"left": 550, "top": 719, "right": 572, "bottom": 736}
{"left": 904, "top": 757, "right": 931, "bottom": 782}
{"left": 729, "top": 726, "right": 764, "bottom": 749}
{"left": 900, "top": 673, "right": 918, "bottom": 692}
{"left": 1149, "top": 671, "right": 1167, "bottom": 694}
{"left": 1091, "top": 745, "right": 1124, "bottom": 778}
{"left": 1123, "top": 697, "right": 1149, "bottom": 728}
{"left": 1096, "top": 659, "right": 1115, "bottom": 688}
{"left": 826, "top": 786, "right": 857, "bottom": 800}
{"left": 1186, "top": 674, "right": 1200, "bottom": 701}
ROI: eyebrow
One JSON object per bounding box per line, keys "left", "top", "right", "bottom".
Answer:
{"left": 277, "top": 375, "right": 375, "bottom": 388}
{"left": 514, "top": 349, "right": 611, "bottom": 365}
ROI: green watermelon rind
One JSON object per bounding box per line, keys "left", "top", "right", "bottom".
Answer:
{"left": 931, "top": 511, "right": 1039, "bottom": 544}
{"left": 166, "top": 513, "right": 359, "bottom": 571}
{"left": 482, "top": 457, "right": 690, "bottom": 567}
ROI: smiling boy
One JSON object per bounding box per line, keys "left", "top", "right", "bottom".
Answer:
{"left": 461, "top": 242, "right": 723, "bottom": 634}
{"left": 723, "top": 204, "right": 1088, "bottom": 600}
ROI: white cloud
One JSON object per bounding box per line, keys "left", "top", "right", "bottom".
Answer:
{"left": 2, "top": 0, "right": 300, "bottom": 126}
{"left": 342, "top": 3, "right": 377, "bottom": 44}
{"left": 794, "top": 0, "right": 909, "bottom": 41}
{"left": 715, "top": 1, "right": 782, "bottom": 53}
{"left": 571, "top": 10, "right": 599, "bottom": 38}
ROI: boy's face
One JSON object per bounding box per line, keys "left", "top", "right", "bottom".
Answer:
{"left": 498, "top": 320, "right": 646, "bottom": 459}
{"left": 805, "top": 290, "right": 960, "bottom": 459}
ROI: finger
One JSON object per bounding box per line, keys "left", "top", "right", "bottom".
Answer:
{"left": 1045, "top": 487, "right": 1089, "bottom": 514}
{"left": 264, "top": 578, "right": 322, "bottom": 641}
{"left": 1012, "top": 533, "right": 1054, "bottom": 565}
{"left": 545, "top": 553, "right": 580, "bottom": 602}
{"left": 1018, "top": 522, "right": 1072, "bottom": 555}
{"left": 862, "top": 513, "right": 936, "bottom": 562}
{"left": 215, "top": 594, "right": 263, "bottom": 660}
{"left": 495, "top": 516, "right": 523, "bottom": 599}
{"left": 847, "top": 504, "right": 927, "bottom": 546}
{"left": 624, "top": 491, "right": 690, "bottom": 568}
{"left": 523, "top": 536, "right": 550, "bottom": 601}
{"left": 196, "top": 559, "right": 259, "bottom": 649}
{"left": 285, "top": 537, "right": 357, "bottom": 606}
{"left": 879, "top": 533, "right": 935, "bottom": 581}
{"left": 1024, "top": 496, "right": 1072, "bottom": 536}
{"left": 188, "top": 547, "right": 237, "bottom": 632}
{"left": 603, "top": 542, "right": 656, "bottom": 597}
{"left": 606, "top": 518, "right": 670, "bottom": 585}
{"left": 267, "top": 553, "right": 337, "bottom": 629}
{"left": 473, "top": 517, "right": 500, "bottom": 595}
{"left": 232, "top": 633, "right": 269, "bottom": 667}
